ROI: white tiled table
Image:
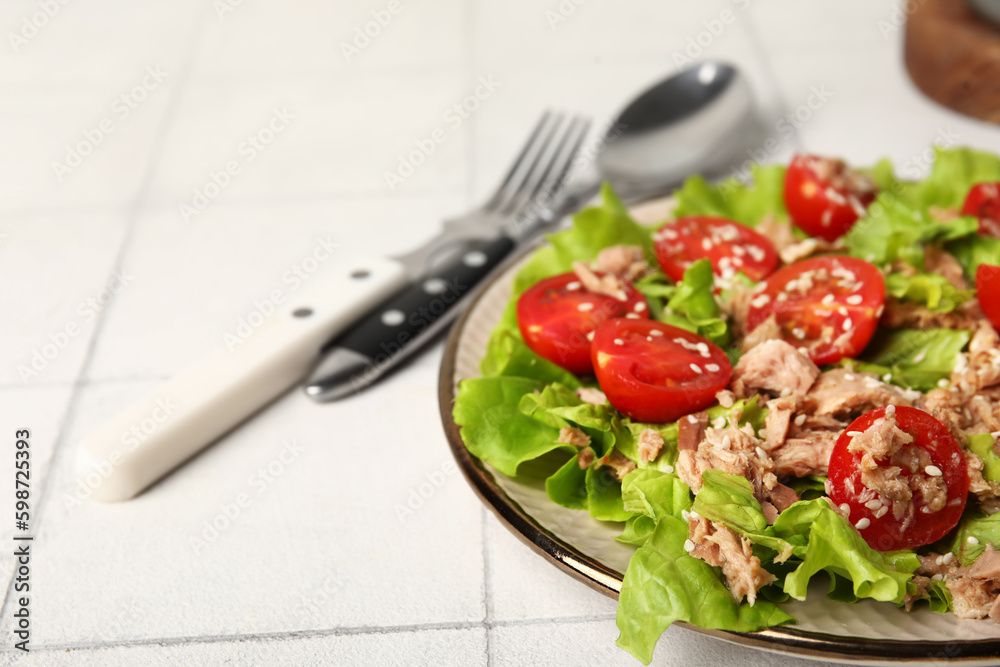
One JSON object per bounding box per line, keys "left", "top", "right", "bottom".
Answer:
{"left": 2, "top": 1, "right": 999, "bottom": 665}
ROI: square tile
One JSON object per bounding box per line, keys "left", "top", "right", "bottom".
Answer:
{"left": 84, "top": 194, "right": 465, "bottom": 381}
{"left": 486, "top": 514, "right": 616, "bottom": 622}
{"left": 190, "top": 0, "right": 465, "bottom": 79}
{"left": 0, "top": 211, "right": 128, "bottom": 385}
{"left": 0, "top": 0, "right": 203, "bottom": 87}
{"left": 11, "top": 368, "right": 483, "bottom": 645}
{"left": 0, "top": 83, "right": 176, "bottom": 212}
{"left": 143, "top": 74, "right": 469, "bottom": 205}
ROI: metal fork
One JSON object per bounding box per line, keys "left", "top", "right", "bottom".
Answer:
{"left": 394, "top": 111, "right": 592, "bottom": 277}
{"left": 303, "top": 111, "right": 592, "bottom": 401}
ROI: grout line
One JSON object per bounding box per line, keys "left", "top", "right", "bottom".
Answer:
{"left": 481, "top": 507, "right": 495, "bottom": 667}
{"left": 9, "top": 613, "right": 620, "bottom": 655}
{"left": 0, "top": 6, "right": 210, "bottom": 623}
{"left": 739, "top": 8, "right": 802, "bottom": 153}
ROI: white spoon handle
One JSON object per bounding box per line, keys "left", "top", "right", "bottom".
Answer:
{"left": 78, "top": 257, "right": 408, "bottom": 502}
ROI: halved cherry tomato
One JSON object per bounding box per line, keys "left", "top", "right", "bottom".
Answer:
{"left": 784, "top": 154, "right": 877, "bottom": 242}
{"left": 590, "top": 319, "right": 731, "bottom": 423}
{"left": 745, "top": 255, "right": 885, "bottom": 365}
{"left": 976, "top": 265, "right": 1000, "bottom": 331}
{"left": 962, "top": 182, "right": 1000, "bottom": 238}
{"left": 517, "top": 272, "right": 649, "bottom": 375}
{"left": 828, "top": 406, "right": 968, "bottom": 551}
{"left": 652, "top": 216, "right": 779, "bottom": 283}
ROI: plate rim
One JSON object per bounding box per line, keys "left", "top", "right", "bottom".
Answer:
{"left": 436, "top": 232, "right": 1000, "bottom": 665}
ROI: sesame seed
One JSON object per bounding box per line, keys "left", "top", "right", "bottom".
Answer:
{"left": 702, "top": 238, "right": 712, "bottom": 250}
{"left": 885, "top": 404, "right": 896, "bottom": 416}
{"left": 751, "top": 294, "right": 771, "bottom": 308}
{"left": 712, "top": 416, "right": 726, "bottom": 429}
{"left": 722, "top": 435, "right": 731, "bottom": 448}
{"left": 614, "top": 338, "right": 624, "bottom": 346}
{"left": 733, "top": 245, "right": 746, "bottom": 256}
{"left": 690, "top": 363, "right": 702, "bottom": 374}
{"left": 875, "top": 506, "right": 888, "bottom": 518}
{"left": 838, "top": 306, "right": 848, "bottom": 316}
{"left": 634, "top": 302, "right": 647, "bottom": 312}
{"left": 846, "top": 430, "right": 862, "bottom": 437}
{"left": 943, "top": 552, "right": 955, "bottom": 565}
{"left": 625, "top": 313, "right": 640, "bottom": 319}
{"left": 794, "top": 414, "right": 806, "bottom": 426}
{"left": 650, "top": 330, "right": 664, "bottom": 337}
{"left": 586, "top": 332, "right": 594, "bottom": 341}
{"left": 931, "top": 574, "right": 944, "bottom": 582}
{"left": 938, "top": 379, "right": 949, "bottom": 388}
{"left": 566, "top": 281, "right": 581, "bottom": 290}
{"left": 822, "top": 294, "right": 835, "bottom": 305}
{"left": 882, "top": 373, "right": 892, "bottom": 382}
{"left": 969, "top": 536, "right": 980, "bottom": 545}
{"left": 844, "top": 374, "right": 855, "bottom": 381}
{"left": 865, "top": 499, "right": 882, "bottom": 510}
{"left": 839, "top": 503, "right": 851, "bottom": 516}
{"left": 683, "top": 539, "right": 695, "bottom": 553}
{"left": 756, "top": 446, "right": 767, "bottom": 459}
{"left": 846, "top": 295, "right": 863, "bottom": 305}
{"left": 855, "top": 518, "right": 871, "bottom": 530}
{"left": 925, "top": 465, "right": 943, "bottom": 477}
{"left": 913, "top": 351, "right": 926, "bottom": 363}
{"left": 843, "top": 318, "right": 853, "bottom": 331}
{"left": 792, "top": 327, "right": 806, "bottom": 340}
{"left": 705, "top": 363, "right": 720, "bottom": 372}
{"left": 577, "top": 302, "right": 594, "bottom": 312}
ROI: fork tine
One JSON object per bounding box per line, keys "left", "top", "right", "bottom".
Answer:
{"left": 520, "top": 116, "right": 590, "bottom": 211}
{"left": 497, "top": 115, "right": 589, "bottom": 217}
{"left": 481, "top": 111, "right": 555, "bottom": 212}
{"left": 490, "top": 112, "right": 566, "bottom": 215}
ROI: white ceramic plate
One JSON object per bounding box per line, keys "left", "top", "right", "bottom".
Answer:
{"left": 437, "top": 198, "right": 1000, "bottom": 664}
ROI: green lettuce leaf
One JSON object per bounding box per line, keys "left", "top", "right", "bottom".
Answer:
{"left": 616, "top": 514, "right": 794, "bottom": 664}
{"left": 672, "top": 165, "right": 788, "bottom": 226}
{"left": 617, "top": 514, "right": 656, "bottom": 547}
{"left": 481, "top": 329, "right": 582, "bottom": 387}
{"left": 845, "top": 197, "right": 977, "bottom": 268}
{"left": 621, "top": 469, "right": 692, "bottom": 521}
{"left": 693, "top": 471, "right": 769, "bottom": 534}
{"left": 453, "top": 377, "right": 567, "bottom": 476}
{"left": 947, "top": 509, "right": 1000, "bottom": 566}
{"left": 510, "top": 183, "right": 655, "bottom": 294}
{"left": 660, "top": 259, "right": 730, "bottom": 347}
{"left": 545, "top": 454, "right": 589, "bottom": 511}
{"left": 948, "top": 234, "right": 1000, "bottom": 282}
{"left": 884, "top": 272, "right": 974, "bottom": 313}
{"left": 968, "top": 433, "right": 1000, "bottom": 483}
{"left": 857, "top": 328, "right": 970, "bottom": 391}
{"left": 909, "top": 146, "right": 1000, "bottom": 210}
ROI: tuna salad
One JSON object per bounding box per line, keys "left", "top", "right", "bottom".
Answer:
{"left": 453, "top": 147, "right": 1000, "bottom": 664}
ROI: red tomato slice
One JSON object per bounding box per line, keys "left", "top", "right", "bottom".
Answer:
{"left": 962, "top": 182, "right": 1000, "bottom": 238}
{"left": 652, "top": 216, "right": 779, "bottom": 283}
{"left": 976, "top": 265, "right": 1000, "bottom": 331}
{"left": 784, "top": 154, "right": 877, "bottom": 242}
{"left": 745, "top": 255, "right": 885, "bottom": 365}
{"left": 590, "top": 319, "right": 731, "bottom": 423}
{"left": 827, "top": 406, "right": 968, "bottom": 551}
{"left": 517, "top": 272, "right": 649, "bottom": 375}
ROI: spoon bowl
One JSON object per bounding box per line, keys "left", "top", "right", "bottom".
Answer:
{"left": 593, "top": 61, "right": 761, "bottom": 202}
